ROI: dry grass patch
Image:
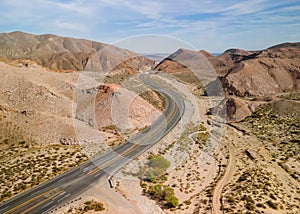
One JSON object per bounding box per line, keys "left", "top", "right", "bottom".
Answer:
{"left": 238, "top": 100, "right": 300, "bottom": 181}
{"left": 0, "top": 122, "right": 88, "bottom": 202}
{"left": 66, "top": 200, "right": 105, "bottom": 213}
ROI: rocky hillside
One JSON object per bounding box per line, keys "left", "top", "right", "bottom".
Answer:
{"left": 154, "top": 48, "right": 197, "bottom": 74}
{"left": 156, "top": 43, "right": 300, "bottom": 98}
{"left": 0, "top": 31, "right": 154, "bottom": 73}
{"left": 211, "top": 43, "right": 300, "bottom": 97}
{"left": 211, "top": 43, "right": 300, "bottom": 121}
{"left": 153, "top": 48, "right": 219, "bottom": 96}
{"left": 155, "top": 43, "right": 300, "bottom": 121}
{"left": 0, "top": 33, "right": 161, "bottom": 201}
{"left": 0, "top": 60, "right": 160, "bottom": 148}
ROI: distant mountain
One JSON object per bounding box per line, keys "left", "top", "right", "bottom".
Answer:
{"left": 210, "top": 43, "right": 300, "bottom": 121}
{"left": 267, "top": 42, "right": 300, "bottom": 50}
{"left": 199, "top": 50, "right": 213, "bottom": 58}
{"left": 155, "top": 43, "right": 300, "bottom": 121}
{"left": 154, "top": 48, "right": 214, "bottom": 74}
{"left": 154, "top": 48, "right": 193, "bottom": 73}
{"left": 156, "top": 43, "right": 300, "bottom": 97}
{"left": 0, "top": 31, "right": 154, "bottom": 73}
{"left": 216, "top": 43, "right": 300, "bottom": 96}
{"left": 141, "top": 53, "right": 170, "bottom": 63}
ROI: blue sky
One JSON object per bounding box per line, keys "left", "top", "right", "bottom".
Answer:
{"left": 0, "top": 0, "right": 299, "bottom": 52}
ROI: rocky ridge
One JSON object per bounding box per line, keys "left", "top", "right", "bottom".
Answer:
{"left": 0, "top": 31, "right": 154, "bottom": 73}
{"left": 155, "top": 43, "right": 300, "bottom": 121}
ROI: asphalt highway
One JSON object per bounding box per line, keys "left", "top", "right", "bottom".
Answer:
{"left": 0, "top": 73, "right": 185, "bottom": 214}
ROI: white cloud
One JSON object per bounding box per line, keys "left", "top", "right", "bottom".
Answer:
{"left": 221, "top": 0, "right": 269, "bottom": 15}
{"left": 0, "top": 0, "right": 299, "bottom": 52}
{"left": 124, "top": 1, "right": 162, "bottom": 19}
{"left": 50, "top": 0, "right": 94, "bottom": 16}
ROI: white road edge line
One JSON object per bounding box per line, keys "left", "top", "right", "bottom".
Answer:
{"left": 57, "top": 193, "right": 71, "bottom": 202}
{"left": 0, "top": 206, "right": 10, "bottom": 212}
{"left": 51, "top": 191, "right": 66, "bottom": 201}
{"left": 42, "top": 201, "right": 54, "bottom": 208}
{"left": 57, "top": 177, "right": 65, "bottom": 182}
{"left": 42, "top": 205, "right": 57, "bottom": 214}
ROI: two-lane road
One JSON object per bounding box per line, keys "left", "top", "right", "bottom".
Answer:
{"left": 0, "top": 74, "right": 185, "bottom": 214}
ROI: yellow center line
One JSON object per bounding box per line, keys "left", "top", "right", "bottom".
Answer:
{"left": 88, "top": 106, "right": 177, "bottom": 176}
{"left": 3, "top": 89, "right": 180, "bottom": 214}
{"left": 4, "top": 188, "right": 58, "bottom": 214}
{"left": 87, "top": 143, "right": 141, "bottom": 175}
{"left": 89, "top": 122, "right": 163, "bottom": 175}
{"left": 88, "top": 101, "right": 178, "bottom": 176}
{"left": 21, "top": 190, "right": 64, "bottom": 214}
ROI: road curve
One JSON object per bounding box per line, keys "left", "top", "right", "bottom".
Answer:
{"left": 0, "top": 74, "right": 185, "bottom": 214}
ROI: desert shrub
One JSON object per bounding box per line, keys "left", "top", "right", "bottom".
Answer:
{"left": 148, "top": 155, "right": 170, "bottom": 169}
{"left": 199, "top": 124, "right": 207, "bottom": 131}
{"left": 270, "top": 193, "right": 277, "bottom": 200}
{"left": 140, "top": 182, "right": 147, "bottom": 189}
{"left": 245, "top": 202, "right": 255, "bottom": 210}
{"left": 165, "top": 195, "right": 179, "bottom": 208}
{"left": 266, "top": 200, "right": 278, "bottom": 209}
{"left": 145, "top": 155, "right": 170, "bottom": 182}
{"left": 238, "top": 172, "right": 251, "bottom": 182}
{"left": 227, "top": 196, "right": 235, "bottom": 203}
{"left": 146, "top": 184, "right": 179, "bottom": 208}
{"left": 197, "top": 132, "right": 209, "bottom": 142}
{"left": 83, "top": 200, "right": 105, "bottom": 211}
{"left": 151, "top": 167, "right": 165, "bottom": 177}
{"left": 145, "top": 170, "right": 156, "bottom": 182}
{"left": 241, "top": 195, "right": 254, "bottom": 204}
{"left": 184, "top": 199, "right": 192, "bottom": 205}
{"left": 147, "top": 184, "right": 165, "bottom": 198}
{"left": 164, "top": 186, "right": 175, "bottom": 197}
{"left": 256, "top": 203, "right": 265, "bottom": 208}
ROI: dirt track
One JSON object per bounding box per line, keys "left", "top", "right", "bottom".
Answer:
{"left": 212, "top": 142, "right": 236, "bottom": 214}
